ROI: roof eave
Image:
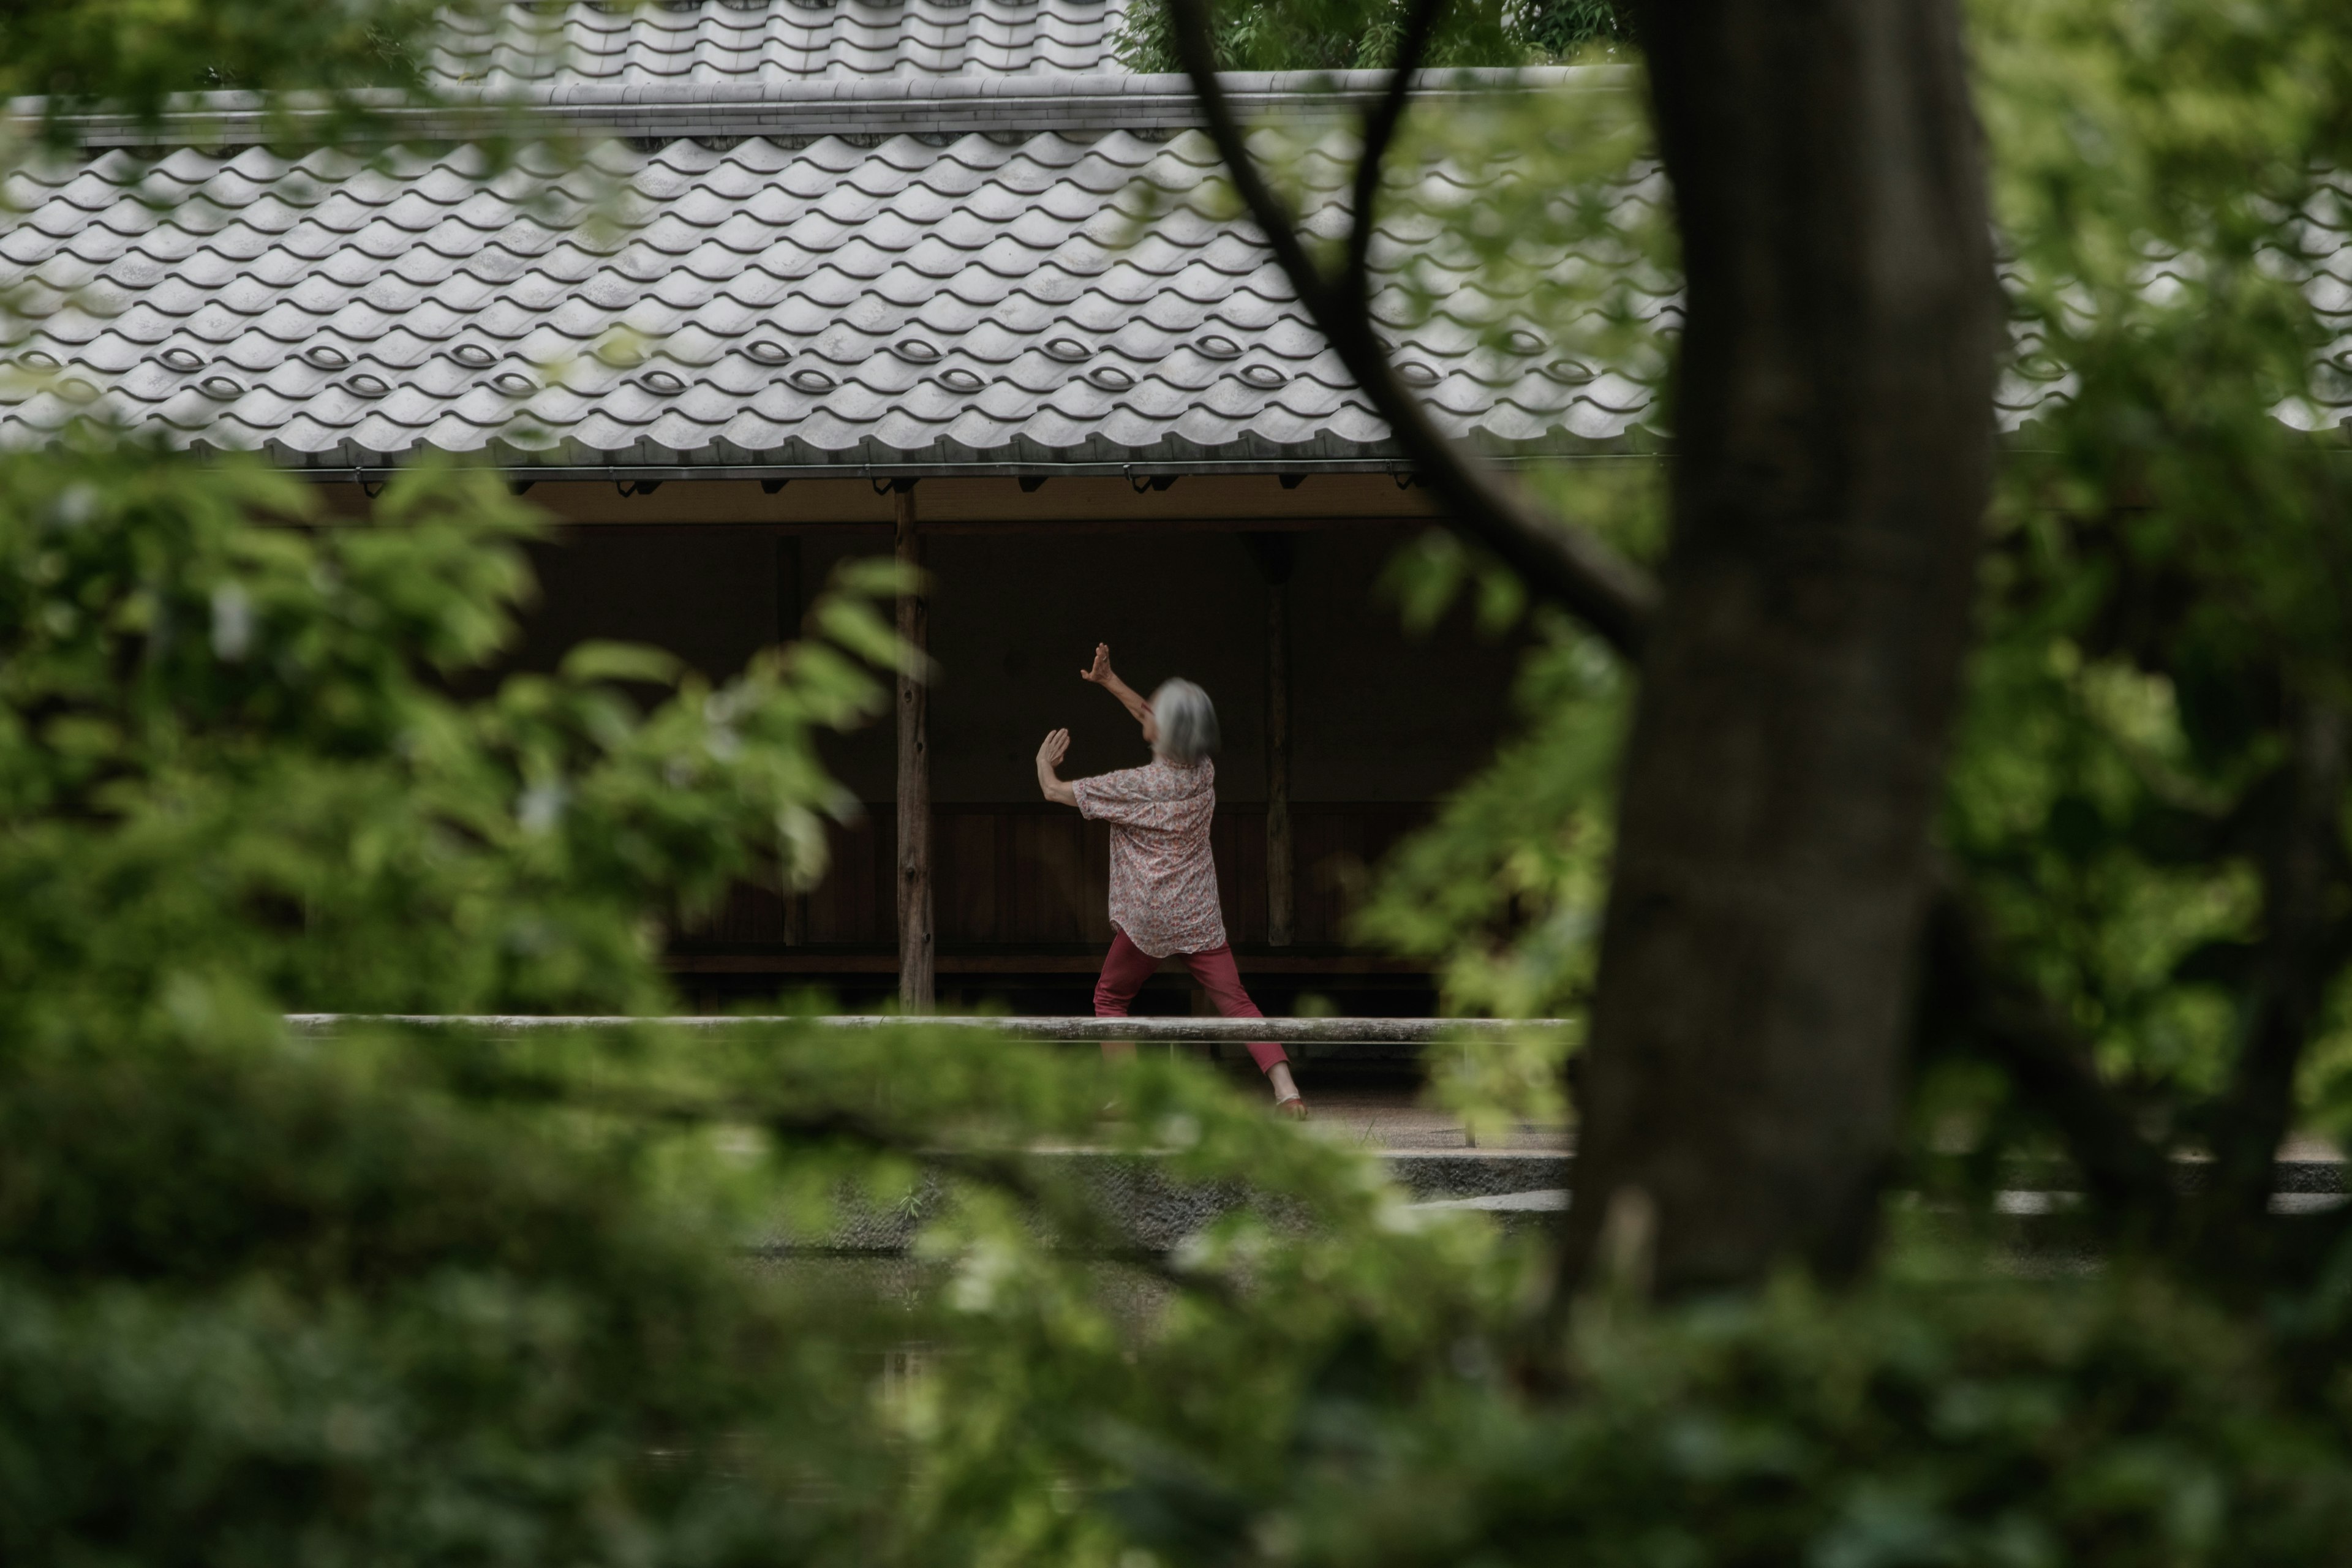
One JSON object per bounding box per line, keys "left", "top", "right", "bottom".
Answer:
{"left": 13, "top": 66, "right": 1640, "bottom": 148}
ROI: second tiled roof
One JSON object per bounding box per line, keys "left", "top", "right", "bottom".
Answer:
{"left": 434, "top": 0, "right": 1136, "bottom": 86}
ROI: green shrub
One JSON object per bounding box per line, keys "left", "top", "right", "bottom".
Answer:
{"left": 0, "top": 1034, "right": 905, "bottom": 1568}
{"left": 1253, "top": 1278, "right": 2352, "bottom": 1567}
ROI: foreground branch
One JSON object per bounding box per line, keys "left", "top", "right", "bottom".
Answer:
{"left": 1162, "top": 0, "right": 1658, "bottom": 657}
{"left": 2204, "top": 699, "right": 2350, "bottom": 1223}
{"left": 1921, "top": 870, "right": 2352, "bottom": 1292}
{"left": 1918, "top": 884, "right": 2180, "bottom": 1234}
{"left": 1342, "top": 0, "right": 1448, "bottom": 298}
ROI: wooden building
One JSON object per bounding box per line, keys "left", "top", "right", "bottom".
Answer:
{"left": 492, "top": 472, "right": 1522, "bottom": 1014}
{"left": 1, "top": 1, "right": 1679, "bottom": 1014}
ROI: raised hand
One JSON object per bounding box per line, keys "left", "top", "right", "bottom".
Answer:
{"left": 1035, "top": 727, "right": 1078, "bottom": 805}
{"left": 1080, "top": 643, "right": 1113, "bottom": 685}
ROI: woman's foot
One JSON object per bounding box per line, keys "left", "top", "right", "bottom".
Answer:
{"left": 1267, "top": 1061, "right": 1306, "bottom": 1120}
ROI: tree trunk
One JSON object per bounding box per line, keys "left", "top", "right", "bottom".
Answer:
{"left": 1559, "top": 0, "right": 1998, "bottom": 1296}
{"left": 895, "top": 484, "right": 933, "bottom": 1012}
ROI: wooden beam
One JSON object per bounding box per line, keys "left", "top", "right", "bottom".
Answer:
{"left": 327, "top": 472, "right": 1458, "bottom": 527}
{"left": 665, "top": 951, "right": 1433, "bottom": 976}
{"left": 895, "top": 484, "right": 934, "bottom": 1011}
{"left": 775, "top": 532, "right": 805, "bottom": 946}
{"left": 1245, "top": 534, "right": 1297, "bottom": 946}
{"left": 1265, "top": 568, "right": 1294, "bottom": 947}
{"left": 290, "top": 1014, "right": 1565, "bottom": 1043}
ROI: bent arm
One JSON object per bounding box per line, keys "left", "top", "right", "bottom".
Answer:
{"left": 1036, "top": 728, "right": 1078, "bottom": 807}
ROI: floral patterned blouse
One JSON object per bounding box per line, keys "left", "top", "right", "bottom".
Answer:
{"left": 1071, "top": 756, "right": 1226, "bottom": 958}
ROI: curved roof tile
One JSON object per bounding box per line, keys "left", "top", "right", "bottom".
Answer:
{"left": 432, "top": 0, "right": 1136, "bottom": 86}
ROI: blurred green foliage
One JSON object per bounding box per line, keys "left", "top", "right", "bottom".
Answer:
{"left": 1513, "top": 0, "right": 1633, "bottom": 60}
{"left": 1351, "top": 0, "right": 2352, "bottom": 1162}
{"left": 0, "top": 426, "right": 926, "bottom": 1563}
{"left": 1236, "top": 1268, "right": 2352, "bottom": 1567}
{"left": 10, "top": 1, "right": 2352, "bottom": 1566}
{"left": 1944, "top": 0, "right": 2352, "bottom": 1148}
{"left": 1111, "top": 0, "right": 1629, "bottom": 72}
{"left": 0, "top": 0, "right": 461, "bottom": 109}
{"left": 0, "top": 1027, "right": 899, "bottom": 1566}
{"left": 0, "top": 443, "right": 903, "bottom": 1027}
{"left": 0, "top": 0, "right": 507, "bottom": 154}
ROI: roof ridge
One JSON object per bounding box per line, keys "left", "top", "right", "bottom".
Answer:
{"left": 435, "top": 0, "right": 1137, "bottom": 89}
{"left": 18, "top": 68, "right": 1633, "bottom": 150}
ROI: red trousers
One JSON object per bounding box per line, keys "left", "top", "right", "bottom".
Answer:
{"left": 1093, "top": 928, "right": 1288, "bottom": 1073}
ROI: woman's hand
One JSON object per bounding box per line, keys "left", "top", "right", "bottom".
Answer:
{"left": 1081, "top": 643, "right": 1155, "bottom": 736}
{"left": 1036, "top": 728, "right": 1077, "bottom": 807}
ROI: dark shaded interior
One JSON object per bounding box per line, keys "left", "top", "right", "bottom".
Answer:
{"left": 497, "top": 516, "right": 1526, "bottom": 1015}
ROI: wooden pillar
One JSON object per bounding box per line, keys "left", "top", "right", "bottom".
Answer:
{"left": 1246, "top": 534, "right": 1296, "bottom": 947}
{"left": 894, "top": 483, "right": 933, "bottom": 1011}
{"left": 775, "top": 533, "right": 805, "bottom": 946}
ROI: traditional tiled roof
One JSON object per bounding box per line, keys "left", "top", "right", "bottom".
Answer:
{"left": 0, "top": 40, "right": 1672, "bottom": 476}
{"left": 6, "top": 0, "right": 2334, "bottom": 476}
{"left": 1991, "top": 178, "right": 2352, "bottom": 438}
{"left": 433, "top": 0, "right": 1136, "bottom": 86}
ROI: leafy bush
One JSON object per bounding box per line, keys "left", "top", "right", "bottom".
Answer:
{"left": 0, "top": 1035, "right": 902, "bottom": 1568}
{"left": 1247, "top": 1275, "right": 2352, "bottom": 1567}
{"left": 0, "top": 431, "right": 925, "bottom": 1562}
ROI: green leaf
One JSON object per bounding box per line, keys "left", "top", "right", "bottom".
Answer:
{"left": 558, "top": 640, "right": 684, "bottom": 687}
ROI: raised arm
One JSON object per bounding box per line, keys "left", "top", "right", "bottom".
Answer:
{"left": 1035, "top": 728, "right": 1077, "bottom": 807}
{"left": 1080, "top": 643, "right": 1155, "bottom": 739}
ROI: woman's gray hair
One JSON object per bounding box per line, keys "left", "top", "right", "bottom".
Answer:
{"left": 1151, "top": 678, "right": 1220, "bottom": 766}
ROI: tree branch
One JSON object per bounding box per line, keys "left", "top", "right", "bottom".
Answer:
{"left": 2203, "top": 698, "right": 2349, "bottom": 1223}
{"left": 1163, "top": 0, "right": 1659, "bottom": 657}
{"left": 1343, "top": 0, "right": 1449, "bottom": 298}
{"left": 1918, "top": 881, "right": 2180, "bottom": 1235}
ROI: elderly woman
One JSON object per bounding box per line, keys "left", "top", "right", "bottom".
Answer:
{"left": 1036, "top": 644, "right": 1307, "bottom": 1117}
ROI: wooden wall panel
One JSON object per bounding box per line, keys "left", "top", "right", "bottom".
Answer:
{"left": 699, "top": 882, "right": 786, "bottom": 944}
{"left": 679, "top": 802, "right": 1426, "bottom": 953}
{"left": 805, "top": 814, "right": 888, "bottom": 944}
{"left": 1291, "top": 804, "right": 1421, "bottom": 946}
{"left": 1080, "top": 813, "right": 1114, "bottom": 944}
{"left": 940, "top": 810, "right": 1000, "bottom": 944}
{"left": 1295, "top": 809, "right": 1359, "bottom": 946}
{"left": 1210, "top": 809, "right": 1267, "bottom": 948}
{"left": 1008, "top": 810, "right": 1098, "bottom": 944}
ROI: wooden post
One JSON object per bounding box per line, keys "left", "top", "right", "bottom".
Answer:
{"left": 775, "top": 533, "right": 805, "bottom": 946}
{"left": 894, "top": 484, "right": 933, "bottom": 1011}
{"left": 1246, "top": 534, "right": 1296, "bottom": 947}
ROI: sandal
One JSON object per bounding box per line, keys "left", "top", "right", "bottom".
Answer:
{"left": 1273, "top": 1095, "right": 1309, "bottom": 1121}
